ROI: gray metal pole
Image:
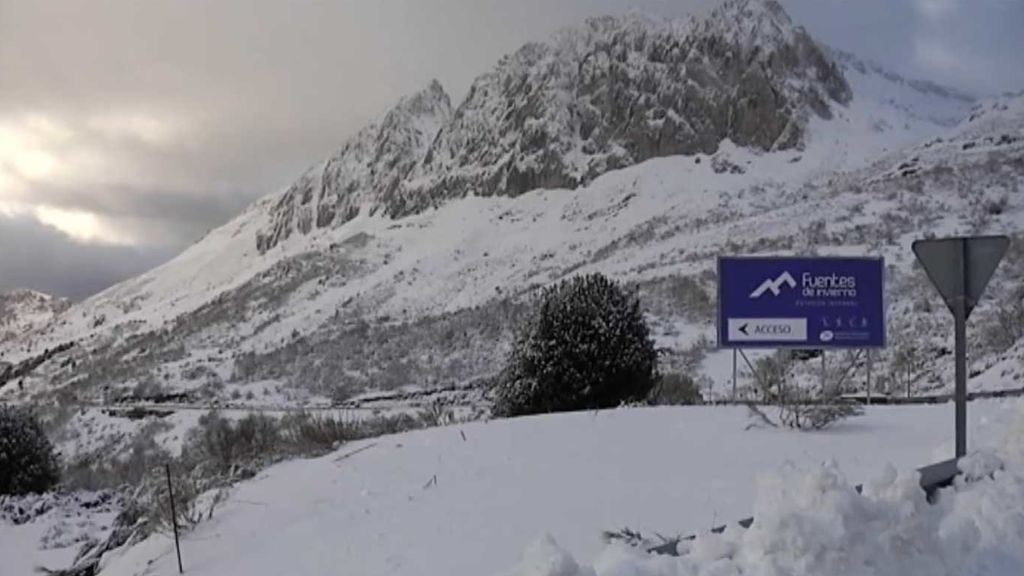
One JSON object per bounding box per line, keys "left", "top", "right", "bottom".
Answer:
{"left": 821, "top": 351, "right": 827, "bottom": 395}
{"left": 954, "top": 308, "right": 967, "bottom": 457}
{"left": 954, "top": 239, "right": 968, "bottom": 458}
{"left": 732, "top": 349, "right": 738, "bottom": 401}
{"left": 866, "top": 349, "right": 872, "bottom": 406}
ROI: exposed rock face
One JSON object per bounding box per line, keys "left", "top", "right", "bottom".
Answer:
{"left": 256, "top": 0, "right": 852, "bottom": 251}
{"left": 0, "top": 290, "right": 69, "bottom": 348}
{"left": 393, "top": 0, "right": 851, "bottom": 215}
{"left": 256, "top": 81, "right": 452, "bottom": 252}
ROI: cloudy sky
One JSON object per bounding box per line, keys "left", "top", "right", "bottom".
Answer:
{"left": 0, "top": 0, "right": 1021, "bottom": 299}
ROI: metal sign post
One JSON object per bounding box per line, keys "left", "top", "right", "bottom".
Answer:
{"left": 913, "top": 235, "right": 1010, "bottom": 458}
{"left": 953, "top": 242, "right": 969, "bottom": 459}
{"left": 731, "top": 349, "right": 738, "bottom": 401}
{"left": 866, "top": 350, "right": 873, "bottom": 405}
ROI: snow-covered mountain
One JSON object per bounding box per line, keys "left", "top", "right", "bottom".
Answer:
{"left": 394, "top": 0, "right": 851, "bottom": 217}
{"left": 0, "top": 289, "right": 69, "bottom": 353}
{"left": 3, "top": 0, "right": 1022, "bottom": 467}
{"left": 256, "top": 80, "right": 453, "bottom": 252}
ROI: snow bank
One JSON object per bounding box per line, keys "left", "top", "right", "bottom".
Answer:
{"left": 0, "top": 490, "right": 122, "bottom": 575}
{"left": 503, "top": 535, "right": 597, "bottom": 576}
{"left": 506, "top": 402, "right": 1024, "bottom": 576}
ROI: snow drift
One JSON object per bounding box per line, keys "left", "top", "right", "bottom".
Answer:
{"left": 504, "top": 403, "right": 1024, "bottom": 576}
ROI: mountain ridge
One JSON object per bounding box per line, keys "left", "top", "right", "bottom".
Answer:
{"left": 3, "top": 0, "right": 1022, "bottom": 474}
{"left": 256, "top": 0, "right": 856, "bottom": 251}
{"left": 256, "top": 80, "right": 453, "bottom": 252}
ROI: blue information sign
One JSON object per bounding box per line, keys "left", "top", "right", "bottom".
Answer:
{"left": 718, "top": 256, "right": 886, "bottom": 349}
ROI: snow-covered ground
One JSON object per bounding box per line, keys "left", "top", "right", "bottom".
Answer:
{"left": 505, "top": 405, "right": 1024, "bottom": 576}
{"left": 0, "top": 491, "right": 121, "bottom": 576}
{"left": 74, "top": 399, "right": 1024, "bottom": 576}
{"left": 1, "top": 54, "right": 1017, "bottom": 473}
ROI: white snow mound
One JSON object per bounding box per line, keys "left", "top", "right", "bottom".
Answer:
{"left": 506, "top": 402, "right": 1024, "bottom": 576}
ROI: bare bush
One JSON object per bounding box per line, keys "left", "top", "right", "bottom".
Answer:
{"left": 751, "top": 351, "right": 794, "bottom": 402}
{"left": 185, "top": 410, "right": 426, "bottom": 477}
{"left": 889, "top": 341, "right": 929, "bottom": 397}
{"left": 357, "top": 412, "right": 422, "bottom": 437}
{"left": 279, "top": 411, "right": 358, "bottom": 452}
{"left": 743, "top": 350, "right": 863, "bottom": 431}
{"left": 188, "top": 412, "right": 282, "bottom": 475}
{"left": 777, "top": 397, "right": 863, "bottom": 430}
{"left": 416, "top": 398, "right": 456, "bottom": 427}
{"left": 985, "top": 295, "right": 1024, "bottom": 353}
{"left": 648, "top": 373, "right": 702, "bottom": 405}
{"left": 746, "top": 393, "right": 862, "bottom": 431}
{"left": 151, "top": 467, "right": 228, "bottom": 535}
{"left": 62, "top": 432, "right": 171, "bottom": 492}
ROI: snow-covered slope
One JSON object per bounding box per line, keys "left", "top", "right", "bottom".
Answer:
{"left": 4, "top": 0, "right": 1023, "bottom": 469}
{"left": 256, "top": 80, "right": 453, "bottom": 252}
{"left": 396, "top": 0, "right": 851, "bottom": 216}
{"left": 0, "top": 289, "right": 69, "bottom": 353}
{"left": 88, "top": 400, "right": 1024, "bottom": 576}
{"left": 0, "top": 491, "right": 121, "bottom": 576}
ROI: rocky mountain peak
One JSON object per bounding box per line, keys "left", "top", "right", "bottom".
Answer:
{"left": 389, "top": 1, "right": 850, "bottom": 216}
{"left": 258, "top": 0, "right": 851, "bottom": 245}
{"left": 256, "top": 81, "right": 453, "bottom": 252}
{"left": 0, "top": 289, "right": 69, "bottom": 345}
{"left": 402, "top": 79, "right": 450, "bottom": 117}
{"left": 709, "top": 0, "right": 793, "bottom": 32}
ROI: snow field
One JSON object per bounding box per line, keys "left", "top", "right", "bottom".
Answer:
{"left": 87, "top": 399, "right": 1022, "bottom": 576}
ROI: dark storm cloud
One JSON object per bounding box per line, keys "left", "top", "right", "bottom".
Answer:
{"left": 0, "top": 0, "right": 1021, "bottom": 298}
{"left": 25, "top": 181, "right": 256, "bottom": 246}
{"left": 0, "top": 214, "right": 175, "bottom": 300}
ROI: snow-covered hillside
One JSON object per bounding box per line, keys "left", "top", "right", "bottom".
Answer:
{"left": 3, "top": 2, "right": 1024, "bottom": 575}
{"left": 75, "top": 400, "right": 1024, "bottom": 576}
{"left": 0, "top": 289, "right": 69, "bottom": 352}
{"left": 1, "top": 0, "right": 1021, "bottom": 472}
{"left": 257, "top": 80, "right": 454, "bottom": 252}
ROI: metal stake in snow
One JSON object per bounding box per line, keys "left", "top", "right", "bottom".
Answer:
{"left": 912, "top": 235, "right": 1009, "bottom": 458}
{"left": 165, "top": 463, "right": 185, "bottom": 574}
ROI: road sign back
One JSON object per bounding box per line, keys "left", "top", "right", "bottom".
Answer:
{"left": 912, "top": 235, "right": 1010, "bottom": 319}
{"left": 912, "top": 234, "right": 1010, "bottom": 459}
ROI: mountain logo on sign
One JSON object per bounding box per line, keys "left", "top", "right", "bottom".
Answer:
{"left": 749, "top": 271, "right": 797, "bottom": 298}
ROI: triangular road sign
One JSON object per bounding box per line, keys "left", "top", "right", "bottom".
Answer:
{"left": 912, "top": 235, "right": 1010, "bottom": 319}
